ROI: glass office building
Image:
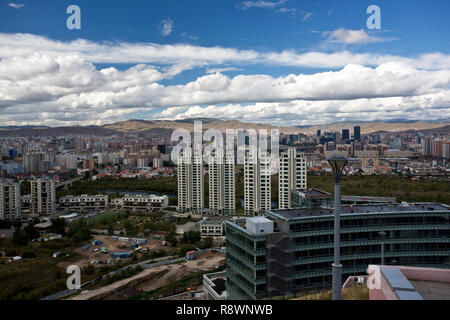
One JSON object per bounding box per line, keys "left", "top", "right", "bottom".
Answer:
{"left": 226, "top": 203, "right": 450, "bottom": 300}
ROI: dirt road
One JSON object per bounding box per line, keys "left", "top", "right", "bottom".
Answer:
{"left": 69, "top": 251, "right": 225, "bottom": 300}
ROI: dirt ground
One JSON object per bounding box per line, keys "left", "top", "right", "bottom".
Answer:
{"left": 69, "top": 251, "right": 225, "bottom": 300}
{"left": 58, "top": 234, "right": 172, "bottom": 269}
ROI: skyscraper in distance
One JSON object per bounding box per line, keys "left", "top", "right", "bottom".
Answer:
{"left": 354, "top": 126, "right": 361, "bottom": 141}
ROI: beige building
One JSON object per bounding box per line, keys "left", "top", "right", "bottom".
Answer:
{"left": 244, "top": 149, "right": 271, "bottom": 216}
{"left": 278, "top": 148, "right": 307, "bottom": 209}
{"left": 31, "top": 178, "right": 56, "bottom": 215}
{"left": 0, "top": 180, "right": 21, "bottom": 221}
{"left": 177, "top": 148, "right": 204, "bottom": 214}
{"left": 208, "top": 148, "right": 235, "bottom": 215}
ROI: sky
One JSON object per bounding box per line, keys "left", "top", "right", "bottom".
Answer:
{"left": 0, "top": 0, "right": 449, "bottom": 127}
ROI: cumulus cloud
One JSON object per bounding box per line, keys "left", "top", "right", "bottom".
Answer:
{"left": 0, "top": 51, "right": 449, "bottom": 126}
{"left": 8, "top": 3, "right": 25, "bottom": 9}
{"left": 0, "top": 33, "right": 449, "bottom": 126}
{"left": 0, "top": 33, "right": 449, "bottom": 70}
{"left": 153, "top": 92, "right": 450, "bottom": 127}
{"left": 325, "top": 28, "right": 394, "bottom": 44}
{"left": 159, "top": 18, "right": 173, "bottom": 37}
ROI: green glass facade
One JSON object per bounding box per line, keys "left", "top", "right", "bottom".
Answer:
{"left": 226, "top": 203, "right": 450, "bottom": 300}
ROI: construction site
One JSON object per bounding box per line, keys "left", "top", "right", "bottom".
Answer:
{"left": 69, "top": 250, "right": 225, "bottom": 300}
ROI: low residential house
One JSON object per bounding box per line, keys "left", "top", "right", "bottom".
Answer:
{"left": 113, "top": 194, "right": 168, "bottom": 213}
{"left": 59, "top": 194, "right": 108, "bottom": 211}
{"left": 200, "top": 219, "right": 225, "bottom": 237}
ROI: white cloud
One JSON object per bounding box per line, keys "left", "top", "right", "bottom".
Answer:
{"left": 0, "top": 52, "right": 449, "bottom": 126}
{"left": 276, "top": 8, "right": 297, "bottom": 16}
{"left": 0, "top": 33, "right": 449, "bottom": 126}
{"left": 325, "top": 28, "right": 394, "bottom": 44}
{"left": 153, "top": 92, "right": 450, "bottom": 127}
{"left": 8, "top": 3, "right": 25, "bottom": 9}
{"left": 0, "top": 33, "right": 449, "bottom": 70}
{"left": 238, "top": 0, "right": 286, "bottom": 10}
{"left": 206, "top": 67, "right": 242, "bottom": 73}
{"left": 302, "top": 12, "right": 313, "bottom": 21}
{"left": 159, "top": 18, "right": 173, "bottom": 37}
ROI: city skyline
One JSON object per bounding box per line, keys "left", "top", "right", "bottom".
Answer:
{"left": 0, "top": 0, "right": 449, "bottom": 127}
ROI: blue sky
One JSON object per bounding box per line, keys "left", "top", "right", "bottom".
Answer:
{"left": 0, "top": 0, "right": 449, "bottom": 126}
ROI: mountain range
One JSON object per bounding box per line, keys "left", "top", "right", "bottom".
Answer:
{"left": 0, "top": 119, "right": 448, "bottom": 137}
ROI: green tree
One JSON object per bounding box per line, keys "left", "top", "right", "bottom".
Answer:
{"left": 67, "top": 219, "right": 91, "bottom": 242}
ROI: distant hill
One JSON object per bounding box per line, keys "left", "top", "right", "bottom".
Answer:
{"left": 103, "top": 119, "right": 301, "bottom": 134}
{"left": 296, "top": 121, "right": 450, "bottom": 135}
{"left": 0, "top": 119, "right": 448, "bottom": 137}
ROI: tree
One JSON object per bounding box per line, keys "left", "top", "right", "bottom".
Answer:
{"left": 12, "top": 219, "right": 22, "bottom": 230}
{"left": 67, "top": 219, "right": 91, "bottom": 242}
{"left": 199, "top": 237, "right": 213, "bottom": 250}
{"left": 183, "top": 231, "right": 201, "bottom": 244}
{"left": 165, "top": 232, "right": 178, "bottom": 247}
{"left": 22, "top": 250, "right": 36, "bottom": 259}
{"left": 50, "top": 218, "right": 66, "bottom": 235}
{"left": 12, "top": 229, "right": 29, "bottom": 246}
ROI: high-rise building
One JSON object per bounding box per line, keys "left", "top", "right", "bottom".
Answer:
{"left": 432, "top": 138, "right": 443, "bottom": 159}
{"left": 0, "top": 180, "right": 21, "bottom": 221}
{"left": 177, "top": 148, "right": 203, "bottom": 214}
{"left": 153, "top": 157, "right": 163, "bottom": 169}
{"left": 157, "top": 144, "right": 167, "bottom": 154}
{"left": 443, "top": 141, "right": 450, "bottom": 159}
{"left": 208, "top": 148, "right": 235, "bottom": 215}
{"left": 244, "top": 149, "right": 271, "bottom": 216}
{"left": 278, "top": 148, "right": 307, "bottom": 209}
{"left": 23, "top": 153, "right": 45, "bottom": 173}
{"left": 31, "top": 178, "right": 56, "bottom": 215}
{"left": 137, "top": 157, "right": 149, "bottom": 168}
{"left": 58, "top": 154, "right": 78, "bottom": 169}
{"left": 354, "top": 126, "right": 361, "bottom": 141}
{"left": 82, "top": 158, "right": 95, "bottom": 170}
{"left": 422, "top": 137, "right": 433, "bottom": 157}
{"left": 341, "top": 129, "right": 350, "bottom": 142}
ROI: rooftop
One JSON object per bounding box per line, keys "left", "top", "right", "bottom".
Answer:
{"left": 268, "top": 203, "right": 450, "bottom": 220}
{"left": 296, "top": 188, "right": 331, "bottom": 198}
{"left": 369, "top": 265, "right": 450, "bottom": 300}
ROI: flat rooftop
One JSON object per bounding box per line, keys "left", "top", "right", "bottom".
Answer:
{"left": 369, "top": 265, "right": 450, "bottom": 300}
{"left": 269, "top": 203, "right": 450, "bottom": 220}
{"left": 296, "top": 188, "right": 331, "bottom": 198}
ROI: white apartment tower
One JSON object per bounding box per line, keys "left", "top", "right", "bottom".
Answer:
{"left": 31, "top": 178, "right": 56, "bottom": 215}
{"left": 244, "top": 149, "right": 271, "bottom": 216}
{"left": 177, "top": 148, "right": 204, "bottom": 214}
{"left": 0, "top": 180, "right": 21, "bottom": 221}
{"left": 208, "top": 148, "right": 235, "bottom": 215}
{"left": 278, "top": 148, "right": 307, "bottom": 209}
